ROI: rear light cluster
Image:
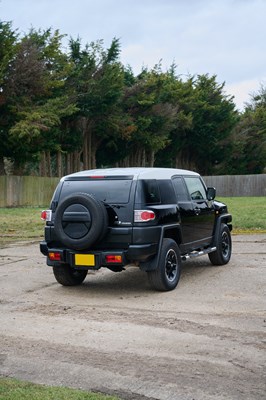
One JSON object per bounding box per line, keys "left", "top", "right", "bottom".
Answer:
{"left": 134, "top": 210, "right": 155, "bottom": 222}
{"left": 41, "top": 210, "right": 52, "bottom": 221}
{"left": 48, "top": 252, "right": 61, "bottom": 261}
{"left": 105, "top": 255, "right": 122, "bottom": 264}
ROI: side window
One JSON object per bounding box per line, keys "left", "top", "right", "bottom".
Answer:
{"left": 184, "top": 177, "right": 207, "bottom": 201}
{"left": 136, "top": 180, "right": 161, "bottom": 204}
{"left": 144, "top": 180, "right": 160, "bottom": 203}
{"left": 159, "top": 180, "right": 176, "bottom": 203}
{"left": 172, "top": 177, "right": 189, "bottom": 202}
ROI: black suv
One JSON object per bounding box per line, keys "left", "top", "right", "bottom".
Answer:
{"left": 40, "top": 168, "right": 232, "bottom": 291}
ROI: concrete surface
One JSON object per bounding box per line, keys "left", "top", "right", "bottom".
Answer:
{"left": 0, "top": 235, "right": 265, "bottom": 399}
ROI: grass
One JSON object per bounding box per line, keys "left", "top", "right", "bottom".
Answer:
{"left": 0, "top": 378, "right": 120, "bottom": 400}
{"left": 0, "top": 197, "right": 265, "bottom": 246}
{"left": 218, "top": 197, "right": 266, "bottom": 234}
{"left": 0, "top": 207, "right": 44, "bottom": 245}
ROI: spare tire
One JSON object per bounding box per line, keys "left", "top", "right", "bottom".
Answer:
{"left": 54, "top": 192, "right": 108, "bottom": 250}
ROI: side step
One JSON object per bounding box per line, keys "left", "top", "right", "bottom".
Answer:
{"left": 181, "top": 247, "right": 217, "bottom": 261}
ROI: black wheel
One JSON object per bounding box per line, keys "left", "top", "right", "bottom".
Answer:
{"left": 54, "top": 193, "right": 108, "bottom": 250}
{"left": 208, "top": 223, "right": 232, "bottom": 265}
{"left": 147, "top": 239, "right": 181, "bottom": 291}
{"left": 53, "top": 264, "right": 88, "bottom": 286}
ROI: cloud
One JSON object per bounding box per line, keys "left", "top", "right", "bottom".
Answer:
{"left": 225, "top": 78, "right": 266, "bottom": 110}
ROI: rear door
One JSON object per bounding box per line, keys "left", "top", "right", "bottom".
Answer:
{"left": 58, "top": 176, "right": 135, "bottom": 248}
{"left": 172, "top": 176, "right": 215, "bottom": 250}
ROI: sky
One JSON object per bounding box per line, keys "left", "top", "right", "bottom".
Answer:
{"left": 1, "top": 0, "right": 265, "bottom": 110}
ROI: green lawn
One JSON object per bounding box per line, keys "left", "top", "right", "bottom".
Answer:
{"left": 0, "top": 207, "right": 44, "bottom": 244}
{"left": 0, "top": 378, "right": 120, "bottom": 400}
{"left": 218, "top": 197, "right": 266, "bottom": 233}
{"left": 0, "top": 197, "right": 265, "bottom": 246}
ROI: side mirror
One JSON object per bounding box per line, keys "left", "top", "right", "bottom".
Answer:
{"left": 207, "top": 187, "right": 216, "bottom": 201}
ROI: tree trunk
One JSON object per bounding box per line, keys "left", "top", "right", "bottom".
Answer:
{"left": 73, "top": 151, "right": 80, "bottom": 172}
{"left": 141, "top": 149, "right": 146, "bottom": 167}
{"left": 88, "top": 129, "right": 92, "bottom": 169}
{"left": 81, "top": 117, "right": 106, "bottom": 170}
{"left": 46, "top": 151, "right": 52, "bottom": 177}
{"left": 91, "top": 133, "right": 101, "bottom": 169}
{"left": 66, "top": 153, "right": 71, "bottom": 175}
{"left": 57, "top": 151, "right": 62, "bottom": 177}
{"left": 175, "top": 153, "right": 196, "bottom": 171}
{"left": 120, "top": 156, "right": 130, "bottom": 167}
{"left": 133, "top": 149, "right": 140, "bottom": 166}
{"left": 39, "top": 152, "right": 46, "bottom": 176}
{"left": 69, "top": 151, "right": 76, "bottom": 173}
{"left": 82, "top": 120, "right": 96, "bottom": 170}
{"left": 149, "top": 150, "right": 155, "bottom": 167}
{"left": 80, "top": 117, "right": 88, "bottom": 170}
{"left": 0, "top": 158, "right": 5, "bottom": 175}
{"left": 175, "top": 155, "right": 180, "bottom": 169}
{"left": 83, "top": 133, "right": 89, "bottom": 170}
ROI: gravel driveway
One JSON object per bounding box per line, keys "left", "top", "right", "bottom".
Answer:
{"left": 0, "top": 234, "right": 265, "bottom": 400}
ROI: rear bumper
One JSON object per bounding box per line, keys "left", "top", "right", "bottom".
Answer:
{"left": 40, "top": 241, "right": 157, "bottom": 269}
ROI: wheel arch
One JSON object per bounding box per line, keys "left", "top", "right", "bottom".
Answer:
{"left": 164, "top": 225, "right": 182, "bottom": 246}
{"left": 213, "top": 214, "right": 233, "bottom": 244}
{"left": 139, "top": 224, "right": 181, "bottom": 272}
{"left": 147, "top": 238, "right": 182, "bottom": 291}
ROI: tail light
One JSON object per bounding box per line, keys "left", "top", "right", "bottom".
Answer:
{"left": 134, "top": 210, "right": 155, "bottom": 222}
{"left": 105, "top": 255, "right": 122, "bottom": 264}
{"left": 48, "top": 252, "right": 62, "bottom": 261}
{"left": 41, "top": 210, "right": 52, "bottom": 221}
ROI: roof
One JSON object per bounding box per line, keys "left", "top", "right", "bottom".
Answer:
{"left": 62, "top": 167, "right": 199, "bottom": 181}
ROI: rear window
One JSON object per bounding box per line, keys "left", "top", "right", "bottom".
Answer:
{"left": 60, "top": 179, "right": 133, "bottom": 203}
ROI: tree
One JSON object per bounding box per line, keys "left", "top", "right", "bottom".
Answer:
{"left": 2, "top": 23, "right": 262, "bottom": 176}
{"left": 0, "top": 20, "right": 18, "bottom": 173}
{"left": 188, "top": 74, "right": 238, "bottom": 174}
{"left": 159, "top": 74, "right": 238, "bottom": 174}
{"left": 227, "top": 84, "right": 266, "bottom": 174}
{"left": 67, "top": 37, "right": 125, "bottom": 170}
{"left": 120, "top": 65, "right": 179, "bottom": 167}
{"left": 3, "top": 28, "right": 77, "bottom": 175}
{"left": 155, "top": 72, "right": 194, "bottom": 169}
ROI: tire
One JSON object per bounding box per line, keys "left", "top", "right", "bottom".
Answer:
{"left": 54, "top": 193, "right": 108, "bottom": 250}
{"left": 147, "top": 239, "right": 181, "bottom": 291}
{"left": 208, "top": 223, "right": 232, "bottom": 265}
{"left": 53, "top": 264, "right": 88, "bottom": 286}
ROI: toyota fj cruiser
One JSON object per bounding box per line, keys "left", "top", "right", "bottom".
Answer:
{"left": 40, "top": 168, "right": 232, "bottom": 291}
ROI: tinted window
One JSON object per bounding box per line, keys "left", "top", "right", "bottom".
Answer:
{"left": 184, "top": 177, "right": 207, "bottom": 200}
{"left": 61, "top": 179, "right": 132, "bottom": 203}
{"left": 135, "top": 180, "right": 161, "bottom": 204}
{"left": 172, "top": 177, "right": 189, "bottom": 202}
{"left": 159, "top": 180, "right": 177, "bottom": 204}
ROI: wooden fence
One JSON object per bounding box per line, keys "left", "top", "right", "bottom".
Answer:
{"left": 203, "top": 174, "right": 266, "bottom": 197}
{"left": 0, "top": 174, "right": 265, "bottom": 207}
{"left": 0, "top": 176, "right": 60, "bottom": 207}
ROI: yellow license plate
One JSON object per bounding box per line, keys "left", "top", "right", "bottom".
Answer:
{"left": 75, "top": 254, "right": 95, "bottom": 266}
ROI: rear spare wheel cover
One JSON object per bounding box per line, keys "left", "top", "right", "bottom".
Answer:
{"left": 54, "top": 193, "right": 108, "bottom": 250}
